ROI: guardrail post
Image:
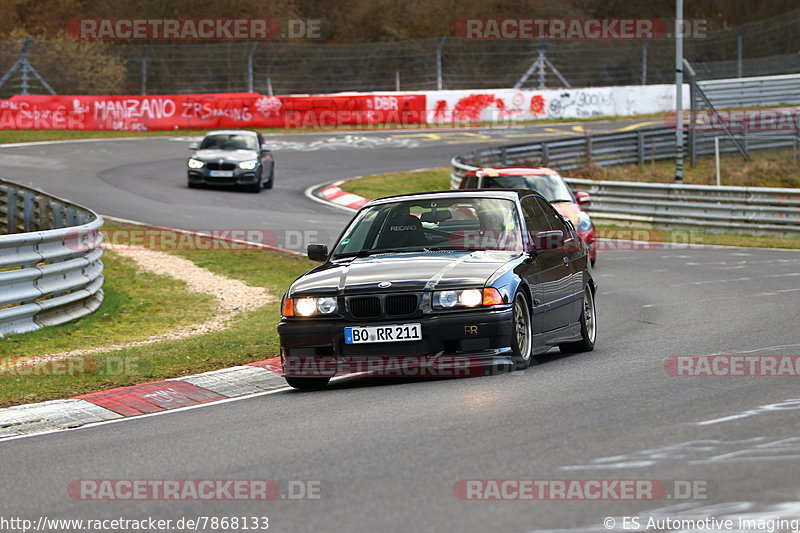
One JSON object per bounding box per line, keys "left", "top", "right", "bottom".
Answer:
{"left": 637, "top": 131, "right": 645, "bottom": 166}
{"left": 6, "top": 187, "right": 17, "bottom": 234}
{"left": 52, "top": 203, "right": 65, "bottom": 229}
{"left": 23, "top": 192, "right": 35, "bottom": 232}
{"left": 743, "top": 122, "right": 749, "bottom": 158}
{"left": 541, "top": 143, "right": 549, "bottom": 166}
{"left": 500, "top": 147, "right": 508, "bottom": 165}
{"left": 584, "top": 137, "right": 592, "bottom": 167}
{"left": 38, "top": 196, "right": 50, "bottom": 230}
{"left": 794, "top": 137, "right": 798, "bottom": 168}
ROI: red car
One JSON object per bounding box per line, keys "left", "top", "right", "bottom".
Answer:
{"left": 458, "top": 167, "right": 597, "bottom": 266}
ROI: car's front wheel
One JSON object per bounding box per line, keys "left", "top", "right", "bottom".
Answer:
{"left": 285, "top": 376, "right": 330, "bottom": 391}
{"left": 559, "top": 286, "right": 596, "bottom": 354}
{"left": 245, "top": 177, "right": 262, "bottom": 192}
{"left": 263, "top": 166, "right": 274, "bottom": 189}
{"left": 511, "top": 291, "right": 534, "bottom": 370}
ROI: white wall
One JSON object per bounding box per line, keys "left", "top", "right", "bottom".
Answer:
{"left": 421, "top": 84, "right": 690, "bottom": 123}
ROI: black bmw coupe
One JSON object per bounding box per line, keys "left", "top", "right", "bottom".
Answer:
{"left": 278, "top": 189, "right": 597, "bottom": 390}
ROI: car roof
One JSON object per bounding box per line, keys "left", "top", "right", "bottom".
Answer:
{"left": 203, "top": 130, "right": 258, "bottom": 137}
{"left": 466, "top": 167, "right": 561, "bottom": 177}
{"left": 365, "top": 189, "right": 544, "bottom": 206}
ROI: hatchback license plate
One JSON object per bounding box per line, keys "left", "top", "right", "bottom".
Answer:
{"left": 209, "top": 170, "right": 234, "bottom": 177}
{"left": 344, "top": 324, "right": 422, "bottom": 344}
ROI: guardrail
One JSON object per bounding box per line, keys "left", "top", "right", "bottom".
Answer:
{"left": 697, "top": 73, "right": 800, "bottom": 109}
{"left": 452, "top": 126, "right": 799, "bottom": 183}
{"left": 0, "top": 179, "right": 104, "bottom": 337}
{"left": 451, "top": 129, "right": 800, "bottom": 235}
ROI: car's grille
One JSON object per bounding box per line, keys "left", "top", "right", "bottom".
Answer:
{"left": 206, "top": 162, "right": 236, "bottom": 170}
{"left": 385, "top": 294, "right": 418, "bottom": 316}
{"left": 349, "top": 297, "right": 381, "bottom": 318}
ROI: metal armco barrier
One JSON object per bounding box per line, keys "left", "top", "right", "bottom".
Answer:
{"left": 697, "top": 74, "right": 800, "bottom": 109}
{"left": 451, "top": 129, "right": 800, "bottom": 235}
{"left": 0, "top": 179, "right": 104, "bottom": 337}
{"left": 452, "top": 126, "right": 799, "bottom": 180}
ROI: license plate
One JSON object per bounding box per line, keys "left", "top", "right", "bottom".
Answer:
{"left": 344, "top": 324, "right": 422, "bottom": 344}
{"left": 209, "top": 170, "right": 234, "bottom": 177}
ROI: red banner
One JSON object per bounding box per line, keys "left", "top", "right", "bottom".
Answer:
{"left": 0, "top": 93, "right": 427, "bottom": 130}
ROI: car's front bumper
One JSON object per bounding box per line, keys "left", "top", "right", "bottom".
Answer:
{"left": 187, "top": 166, "right": 259, "bottom": 187}
{"left": 278, "top": 307, "right": 514, "bottom": 378}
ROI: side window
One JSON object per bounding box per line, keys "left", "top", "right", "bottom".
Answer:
{"left": 460, "top": 175, "right": 479, "bottom": 189}
{"left": 535, "top": 197, "right": 569, "bottom": 233}
{"left": 521, "top": 196, "right": 550, "bottom": 233}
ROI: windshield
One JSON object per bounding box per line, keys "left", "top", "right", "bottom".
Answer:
{"left": 332, "top": 197, "right": 523, "bottom": 258}
{"left": 483, "top": 174, "right": 574, "bottom": 203}
{"left": 199, "top": 134, "right": 259, "bottom": 151}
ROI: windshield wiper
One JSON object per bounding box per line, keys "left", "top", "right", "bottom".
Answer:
{"left": 334, "top": 248, "right": 406, "bottom": 259}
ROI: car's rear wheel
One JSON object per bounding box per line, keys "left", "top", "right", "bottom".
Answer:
{"left": 511, "top": 291, "right": 534, "bottom": 370}
{"left": 559, "top": 286, "right": 596, "bottom": 354}
{"left": 285, "top": 377, "right": 330, "bottom": 391}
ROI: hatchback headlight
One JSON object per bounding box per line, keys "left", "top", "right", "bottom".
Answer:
{"left": 187, "top": 158, "right": 204, "bottom": 169}
{"left": 576, "top": 212, "right": 592, "bottom": 232}
{"left": 239, "top": 160, "right": 258, "bottom": 170}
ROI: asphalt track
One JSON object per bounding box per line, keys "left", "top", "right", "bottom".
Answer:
{"left": 2, "top": 119, "right": 800, "bottom": 533}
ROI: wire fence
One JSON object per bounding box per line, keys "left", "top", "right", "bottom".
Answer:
{"left": 1, "top": 9, "right": 799, "bottom": 97}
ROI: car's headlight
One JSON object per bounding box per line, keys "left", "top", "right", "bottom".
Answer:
{"left": 282, "top": 296, "right": 338, "bottom": 317}
{"left": 187, "top": 158, "right": 204, "bottom": 169}
{"left": 576, "top": 212, "right": 592, "bottom": 232}
{"left": 432, "top": 288, "right": 505, "bottom": 309}
{"left": 239, "top": 160, "right": 258, "bottom": 170}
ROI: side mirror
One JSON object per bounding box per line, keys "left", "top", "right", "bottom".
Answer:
{"left": 532, "top": 230, "right": 564, "bottom": 251}
{"left": 260, "top": 145, "right": 271, "bottom": 153}
{"left": 307, "top": 244, "right": 328, "bottom": 262}
{"left": 576, "top": 191, "right": 591, "bottom": 208}
{"left": 189, "top": 142, "right": 199, "bottom": 150}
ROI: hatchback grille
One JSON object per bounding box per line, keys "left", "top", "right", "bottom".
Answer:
{"left": 206, "top": 162, "right": 236, "bottom": 170}
{"left": 385, "top": 294, "right": 418, "bottom": 316}
{"left": 349, "top": 297, "right": 381, "bottom": 318}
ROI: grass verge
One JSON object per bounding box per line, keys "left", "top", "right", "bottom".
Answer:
{"left": 0, "top": 221, "right": 314, "bottom": 407}
{"left": 338, "top": 168, "right": 800, "bottom": 250}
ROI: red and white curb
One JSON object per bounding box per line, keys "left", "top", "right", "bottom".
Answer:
{"left": 313, "top": 179, "right": 369, "bottom": 211}
{"left": 0, "top": 358, "right": 285, "bottom": 440}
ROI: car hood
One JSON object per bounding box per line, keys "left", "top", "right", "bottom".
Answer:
{"left": 192, "top": 149, "right": 258, "bottom": 162}
{"left": 290, "top": 250, "right": 521, "bottom": 296}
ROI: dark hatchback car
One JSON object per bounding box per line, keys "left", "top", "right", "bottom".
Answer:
{"left": 187, "top": 130, "right": 275, "bottom": 192}
{"left": 278, "top": 190, "right": 597, "bottom": 390}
